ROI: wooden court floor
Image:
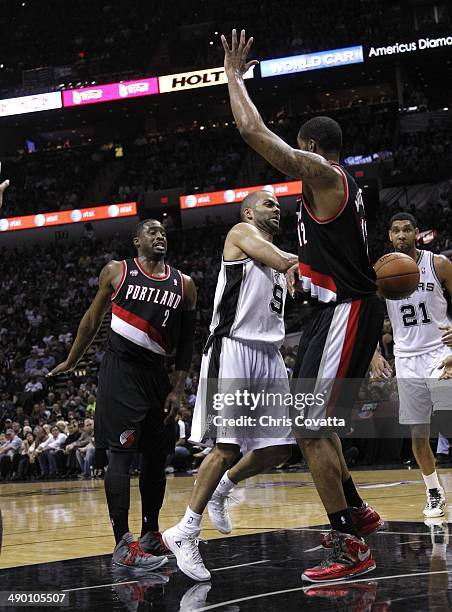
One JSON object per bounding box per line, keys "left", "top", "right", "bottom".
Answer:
{"left": 1, "top": 467, "right": 452, "bottom": 570}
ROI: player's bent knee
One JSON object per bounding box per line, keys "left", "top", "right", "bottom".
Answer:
{"left": 410, "top": 424, "right": 430, "bottom": 441}
{"left": 215, "top": 443, "right": 242, "bottom": 463}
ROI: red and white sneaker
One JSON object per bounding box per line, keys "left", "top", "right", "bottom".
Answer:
{"left": 139, "top": 530, "right": 174, "bottom": 558}
{"left": 305, "top": 581, "right": 378, "bottom": 610}
{"left": 351, "top": 503, "right": 384, "bottom": 536}
{"left": 302, "top": 531, "right": 376, "bottom": 583}
{"left": 112, "top": 532, "right": 168, "bottom": 570}
{"left": 320, "top": 504, "right": 383, "bottom": 548}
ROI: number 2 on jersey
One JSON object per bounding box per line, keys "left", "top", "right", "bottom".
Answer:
{"left": 162, "top": 308, "right": 170, "bottom": 327}
{"left": 400, "top": 301, "right": 431, "bottom": 327}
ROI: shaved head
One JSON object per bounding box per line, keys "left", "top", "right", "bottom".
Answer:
{"left": 240, "top": 190, "right": 281, "bottom": 235}
{"left": 240, "top": 191, "right": 275, "bottom": 221}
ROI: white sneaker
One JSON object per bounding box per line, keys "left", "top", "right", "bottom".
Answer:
{"left": 423, "top": 486, "right": 446, "bottom": 518}
{"left": 179, "top": 582, "right": 212, "bottom": 611}
{"left": 424, "top": 517, "right": 449, "bottom": 545}
{"left": 162, "top": 525, "right": 211, "bottom": 582}
{"left": 208, "top": 490, "right": 233, "bottom": 534}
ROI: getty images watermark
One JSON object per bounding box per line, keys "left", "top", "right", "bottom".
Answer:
{"left": 210, "top": 389, "right": 345, "bottom": 430}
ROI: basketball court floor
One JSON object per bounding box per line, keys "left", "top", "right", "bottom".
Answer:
{"left": 1, "top": 467, "right": 452, "bottom": 611}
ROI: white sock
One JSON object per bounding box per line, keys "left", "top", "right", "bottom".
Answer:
{"left": 432, "top": 543, "right": 447, "bottom": 560}
{"left": 179, "top": 506, "right": 202, "bottom": 534}
{"left": 423, "top": 470, "right": 441, "bottom": 491}
{"left": 216, "top": 472, "right": 235, "bottom": 496}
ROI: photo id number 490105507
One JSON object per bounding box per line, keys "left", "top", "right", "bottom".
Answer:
{"left": 0, "top": 592, "right": 69, "bottom": 607}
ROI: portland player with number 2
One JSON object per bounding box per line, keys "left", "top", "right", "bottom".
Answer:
{"left": 371, "top": 212, "right": 452, "bottom": 518}
{"left": 48, "top": 219, "right": 197, "bottom": 568}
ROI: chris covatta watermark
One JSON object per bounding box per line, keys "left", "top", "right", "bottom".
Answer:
{"left": 210, "top": 389, "right": 346, "bottom": 429}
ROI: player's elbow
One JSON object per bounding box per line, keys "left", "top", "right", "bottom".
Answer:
{"left": 238, "top": 121, "right": 263, "bottom": 142}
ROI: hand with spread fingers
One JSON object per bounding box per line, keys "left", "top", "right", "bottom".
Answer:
{"left": 221, "top": 28, "right": 259, "bottom": 77}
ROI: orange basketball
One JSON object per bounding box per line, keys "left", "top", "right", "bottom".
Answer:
{"left": 374, "top": 252, "right": 420, "bottom": 300}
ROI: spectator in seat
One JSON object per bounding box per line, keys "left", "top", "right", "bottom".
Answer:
{"left": 11, "top": 421, "right": 23, "bottom": 439}
{"left": 0, "top": 428, "right": 23, "bottom": 480}
{"left": 14, "top": 432, "right": 35, "bottom": 480}
{"left": 36, "top": 425, "right": 67, "bottom": 478}
{"left": 66, "top": 418, "right": 94, "bottom": 479}
{"left": 28, "top": 426, "right": 48, "bottom": 478}
{"left": 24, "top": 349, "right": 39, "bottom": 374}
{"left": 24, "top": 373, "right": 44, "bottom": 398}
{"left": 55, "top": 420, "right": 81, "bottom": 477}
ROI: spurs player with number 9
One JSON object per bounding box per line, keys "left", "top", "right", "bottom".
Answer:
{"left": 371, "top": 212, "right": 452, "bottom": 518}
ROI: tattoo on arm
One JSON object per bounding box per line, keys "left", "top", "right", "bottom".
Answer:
{"left": 264, "top": 143, "right": 333, "bottom": 182}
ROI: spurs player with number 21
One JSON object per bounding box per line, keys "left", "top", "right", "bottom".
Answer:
{"left": 371, "top": 212, "right": 452, "bottom": 518}
{"left": 220, "top": 29, "right": 385, "bottom": 583}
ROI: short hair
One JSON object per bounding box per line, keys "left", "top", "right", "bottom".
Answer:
{"left": 297, "top": 116, "right": 342, "bottom": 154}
{"left": 240, "top": 190, "right": 277, "bottom": 221}
{"left": 240, "top": 192, "right": 263, "bottom": 221}
{"left": 133, "top": 218, "right": 159, "bottom": 238}
{"left": 388, "top": 212, "right": 417, "bottom": 230}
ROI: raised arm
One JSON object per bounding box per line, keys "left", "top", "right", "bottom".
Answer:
{"left": 225, "top": 222, "right": 297, "bottom": 272}
{"left": 221, "top": 30, "right": 339, "bottom": 188}
{"left": 48, "top": 260, "right": 123, "bottom": 376}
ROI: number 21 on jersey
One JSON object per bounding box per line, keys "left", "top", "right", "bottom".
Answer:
{"left": 400, "top": 301, "right": 431, "bottom": 327}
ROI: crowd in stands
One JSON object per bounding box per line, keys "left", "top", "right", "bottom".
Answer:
{"left": 1, "top": 175, "right": 451, "bottom": 480}
{"left": 1, "top": 0, "right": 450, "bottom": 95}
{"left": 4, "top": 104, "right": 452, "bottom": 219}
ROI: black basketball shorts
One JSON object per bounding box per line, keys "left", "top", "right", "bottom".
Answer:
{"left": 292, "top": 295, "right": 384, "bottom": 434}
{"left": 95, "top": 352, "right": 177, "bottom": 454}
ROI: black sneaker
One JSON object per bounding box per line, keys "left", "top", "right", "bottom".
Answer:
{"left": 139, "top": 530, "right": 174, "bottom": 558}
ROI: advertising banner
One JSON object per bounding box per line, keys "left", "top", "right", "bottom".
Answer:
{"left": 180, "top": 181, "right": 301, "bottom": 210}
{"left": 0, "top": 91, "right": 62, "bottom": 118}
{"left": 260, "top": 45, "right": 363, "bottom": 78}
{"left": 368, "top": 34, "right": 452, "bottom": 58}
{"left": 62, "top": 78, "right": 158, "bottom": 107}
{"left": 159, "top": 65, "right": 254, "bottom": 93}
{"left": 0, "top": 202, "right": 137, "bottom": 233}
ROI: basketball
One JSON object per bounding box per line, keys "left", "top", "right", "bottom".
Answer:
{"left": 374, "top": 253, "right": 420, "bottom": 299}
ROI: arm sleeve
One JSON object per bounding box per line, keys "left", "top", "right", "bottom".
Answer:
{"left": 175, "top": 310, "right": 196, "bottom": 371}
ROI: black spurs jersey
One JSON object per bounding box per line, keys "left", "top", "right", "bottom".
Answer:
{"left": 296, "top": 162, "right": 377, "bottom": 304}
{"left": 108, "top": 257, "right": 185, "bottom": 364}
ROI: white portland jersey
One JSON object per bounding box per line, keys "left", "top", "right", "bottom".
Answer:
{"left": 209, "top": 257, "right": 287, "bottom": 347}
{"left": 386, "top": 250, "right": 451, "bottom": 357}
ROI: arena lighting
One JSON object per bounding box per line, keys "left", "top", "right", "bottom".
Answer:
{"left": 0, "top": 202, "right": 137, "bottom": 233}
{"left": 62, "top": 78, "right": 159, "bottom": 107}
{"left": 180, "top": 181, "right": 302, "bottom": 210}
{"left": 260, "top": 45, "right": 364, "bottom": 77}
